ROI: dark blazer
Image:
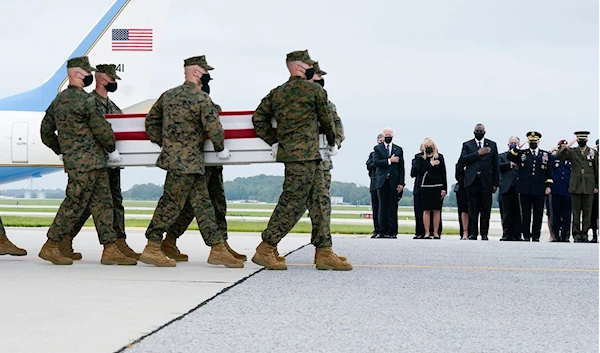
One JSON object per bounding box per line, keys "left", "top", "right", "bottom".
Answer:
{"left": 454, "top": 161, "right": 466, "bottom": 192}
{"left": 507, "top": 148, "right": 553, "bottom": 196}
{"left": 459, "top": 138, "right": 499, "bottom": 192}
{"left": 366, "top": 151, "right": 377, "bottom": 192}
{"left": 498, "top": 151, "right": 518, "bottom": 194}
{"left": 373, "top": 142, "right": 405, "bottom": 190}
{"left": 414, "top": 153, "right": 448, "bottom": 191}
{"left": 410, "top": 154, "right": 422, "bottom": 195}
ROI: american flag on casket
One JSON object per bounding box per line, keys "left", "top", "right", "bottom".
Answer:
{"left": 104, "top": 111, "right": 329, "bottom": 167}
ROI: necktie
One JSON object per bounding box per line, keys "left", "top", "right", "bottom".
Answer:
{"left": 387, "top": 145, "right": 390, "bottom": 157}
{"left": 478, "top": 141, "right": 482, "bottom": 149}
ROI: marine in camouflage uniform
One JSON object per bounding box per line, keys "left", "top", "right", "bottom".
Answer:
{"left": 63, "top": 64, "right": 140, "bottom": 261}
{"left": 251, "top": 50, "right": 352, "bottom": 271}
{"left": 38, "top": 56, "right": 134, "bottom": 266}
{"left": 140, "top": 55, "right": 243, "bottom": 268}
{"left": 556, "top": 131, "right": 599, "bottom": 242}
{"left": 163, "top": 103, "right": 246, "bottom": 262}
{"left": 0, "top": 215, "right": 27, "bottom": 256}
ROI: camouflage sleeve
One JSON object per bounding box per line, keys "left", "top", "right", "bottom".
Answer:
{"left": 86, "top": 97, "right": 116, "bottom": 153}
{"left": 201, "top": 97, "right": 225, "bottom": 152}
{"left": 316, "top": 88, "right": 335, "bottom": 146}
{"left": 145, "top": 93, "right": 164, "bottom": 146}
{"left": 40, "top": 102, "right": 61, "bottom": 155}
{"left": 329, "top": 101, "right": 345, "bottom": 148}
{"left": 251, "top": 90, "right": 278, "bottom": 146}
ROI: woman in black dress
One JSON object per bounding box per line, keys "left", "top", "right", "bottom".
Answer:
{"left": 415, "top": 138, "right": 447, "bottom": 239}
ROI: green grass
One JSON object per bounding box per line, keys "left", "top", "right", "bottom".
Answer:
{"left": 0, "top": 216, "right": 460, "bottom": 235}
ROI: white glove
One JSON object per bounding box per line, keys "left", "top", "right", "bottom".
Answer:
{"left": 108, "top": 149, "right": 122, "bottom": 163}
{"left": 58, "top": 154, "right": 63, "bottom": 161}
{"left": 271, "top": 143, "right": 278, "bottom": 159}
{"left": 326, "top": 144, "right": 338, "bottom": 156}
{"left": 216, "top": 147, "right": 231, "bottom": 160}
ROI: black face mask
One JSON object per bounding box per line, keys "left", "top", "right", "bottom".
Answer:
{"left": 314, "top": 78, "right": 324, "bottom": 87}
{"left": 474, "top": 131, "right": 485, "bottom": 141}
{"left": 105, "top": 82, "right": 118, "bottom": 93}
{"left": 82, "top": 74, "right": 93, "bottom": 87}
{"left": 304, "top": 67, "right": 315, "bottom": 80}
{"left": 384, "top": 136, "right": 393, "bottom": 144}
{"left": 578, "top": 140, "right": 587, "bottom": 147}
{"left": 201, "top": 83, "right": 210, "bottom": 95}
{"left": 529, "top": 142, "right": 538, "bottom": 150}
{"left": 200, "top": 73, "right": 211, "bottom": 86}
{"left": 425, "top": 147, "right": 433, "bottom": 154}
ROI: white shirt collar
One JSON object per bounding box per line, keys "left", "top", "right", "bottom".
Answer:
{"left": 475, "top": 138, "right": 486, "bottom": 146}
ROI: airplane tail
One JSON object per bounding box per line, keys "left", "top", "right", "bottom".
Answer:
{"left": 0, "top": 0, "right": 172, "bottom": 112}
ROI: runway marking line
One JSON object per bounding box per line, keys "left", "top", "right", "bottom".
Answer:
{"left": 288, "top": 264, "right": 599, "bottom": 273}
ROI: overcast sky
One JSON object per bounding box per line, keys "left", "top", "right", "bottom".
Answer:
{"left": 0, "top": 0, "right": 597, "bottom": 192}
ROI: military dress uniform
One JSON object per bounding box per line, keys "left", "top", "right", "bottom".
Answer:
{"left": 590, "top": 139, "right": 599, "bottom": 243}
{"left": 507, "top": 132, "right": 553, "bottom": 242}
{"left": 556, "top": 131, "right": 599, "bottom": 242}
{"left": 141, "top": 55, "right": 242, "bottom": 268}
{"left": 251, "top": 50, "right": 351, "bottom": 271}
{"left": 549, "top": 152, "right": 572, "bottom": 242}
{"left": 62, "top": 64, "right": 139, "bottom": 260}
{"left": 38, "top": 56, "right": 130, "bottom": 265}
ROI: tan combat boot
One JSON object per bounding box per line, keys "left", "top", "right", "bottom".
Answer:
{"left": 101, "top": 242, "right": 137, "bottom": 265}
{"left": 116, "top": 238, "right": 141, "bottom": 260}
{"left": 207, "top": 243, "right": 244, "bottom": 268}
{"left": 58, "top": 236, "right": 82, "bottom": 260}
{"left": 315, "top": 247, "right": 352, "bottom": 271}
{"left": 161, "top": 236, "right": 188, "bottom": 262}
{"left": 313, "top": 251, "right": 347, "bottom": 264}
{"left": 252, "top": 241, "right": 287, "bottom": 270}
{"left": 0, "top": 234, "right": 27, "bottom": 256}
{"left": 140, "top": 240, "right": 176, "bottom": 267}
{"left": 39, "top": 239, "right": 73, "bottom": 265}
{"left": 273, "top": 247, "right": 286, "bottom": 263}
{"left": 224, "top": 240, "right": 247, "bottom": 261}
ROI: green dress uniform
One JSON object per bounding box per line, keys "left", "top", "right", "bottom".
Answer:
{"left": 556, "top": 131, "right": 599, "bottom": 241}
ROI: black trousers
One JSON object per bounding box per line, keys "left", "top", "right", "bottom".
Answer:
{"left": 466, "top": 177, "right": 493, "bottom": 237}
{"left": 500, "top": 187, "right": 521, "bottom": 240}
{"left": 519, "top": 193, "right": 545, "bottom": 240}
{"left": 371, "top": 190, "right": 380, "bottom": 234}
{"left": 551, "top": 194, "right": 571, "bottom": 238}
{"left": 414, "top": 193, "right": 442, "bottom": 236}
{"left": 377, "top": 180, "right": 399, "bottom": 235}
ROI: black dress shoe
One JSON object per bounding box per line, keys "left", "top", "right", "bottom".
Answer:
{"left": 481, "top": 235, "right": 489, "bottom": 241}
{"left": 413, "top": 234, "right": 425, "bottom": 239}
{"left": 371, "top": 233, "right": 378, "bottom": 239}
{"left": 468, "top": 235, "right": 478, "bottom": 240}
{"left": 390, "top": 234, "right": 398, "bottom": 239}
{"left": 532, "top": 238, "right": 540, "bottom": 242}
{"left": 499, "top": 237, "right": 509, "bottom": 241}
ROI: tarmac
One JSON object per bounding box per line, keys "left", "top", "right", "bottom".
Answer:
{"left": 0, "top": 227, "right": 597, "bottom": 353}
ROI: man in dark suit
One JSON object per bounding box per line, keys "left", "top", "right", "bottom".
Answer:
{"left": 459, "top": 123, "right": 499, "bottom": 240}
{"left": 508, "top": 131, "right": 553, "bottom": 242}
{"left": 366, "top": 134, "right": 384, "bottom": 238}
{"left": 373, "top": 127, "right": 405, "bottom": 238}
{"left": 498, "top": 136, "right": 522, "bottom": 241}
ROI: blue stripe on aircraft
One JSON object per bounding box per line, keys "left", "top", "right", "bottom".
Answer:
{"left": 0, "top": 167, "right": 63, "bottom": 185}
{"left": 0, "top": 0, "right": 128, "bottom": 112}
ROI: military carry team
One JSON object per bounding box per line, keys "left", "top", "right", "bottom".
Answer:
{"left": 0, "top": 50, "right": 353, "bottom": 271}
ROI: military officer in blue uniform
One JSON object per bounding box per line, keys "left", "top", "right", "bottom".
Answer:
{"left": 549, "top": 139, "right": 572, "bottom": 242}
{"left": 508, "top": 131, "right": 553, "bottom": 242}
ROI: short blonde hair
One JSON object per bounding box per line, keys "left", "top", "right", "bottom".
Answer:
{"left": 422, "top": 137, "right": 439, "bottom": 159}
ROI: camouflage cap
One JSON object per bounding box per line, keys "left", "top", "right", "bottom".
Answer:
{"left": 66, "top": 56, "right": 96, "bottom": 72}
{"left": 184, "top": 55, "right": 214, "bottom": 70}
{"left": 574, "top": 130, "right": 590, "bottom": 140}
{"left": 96, "top": 64, "right": 121, "bottom": 80}
{"left": 286, "top": 50, "right": 316, "bottom": 65}
{"left": 314, "top": 61, "right": 327, "bottom": 75}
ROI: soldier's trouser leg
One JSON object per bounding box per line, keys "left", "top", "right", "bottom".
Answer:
{"left": 168, "top": 201, "right": 195, "bottom": 239}
{"left": 519, "top": 194, "right": 533, "bottom": 240}
{"left": 68, "top": 208, "right": 92, "bottom": 239}
{"left": 581, "top": 193, "right": 593, "bottom": 240}
{"left": 189, "top": 173, "right": 222, "bottom": 246}
{"left": 107, "top": 168, "right": 126, "bottom": 239}
{"left": 146, "top": 172, "right": 195, "bottom": 243}
{"left": 551, "top": 194, "right": 563, "bottom": 238}
{"left": 48, "top": 170, "right": 117, "bottom": 244}
{"left": 262, "top": 161, "right": 320, "bottom": 247}
{"left": 0, "top": 215, "right": 5, "bottom": 236}
{"left": 206, "top": 166, "right": 228, "bottom": 241}
{"left": 531, "top": 195, "right": 545, "bottom": 240}
{"left": 308, "top": 165, "right": 333, "bottom": 247}
{"left": 571, "top": 194, "right": 583, "bottom": 239}
{"left": 563, "top": 195, "right": 572, "bottom": 240}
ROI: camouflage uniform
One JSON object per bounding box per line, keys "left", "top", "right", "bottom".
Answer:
{"left": 40, "top": 57, "right": 118, "bottom": 245}
{"left": 167, "top": 104, "right": 229, "bottom": 244}
{"left": 0, "top": 215, "right": 5, "bottom": 236}
{"left": 69, "top": 85, "right": 127, "bottom": 241}
{"left": 145, "top": 68, "right": 226, "bottom": 246}
{"left": 252, "top": 53, "right": 336, "bottom": 248}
